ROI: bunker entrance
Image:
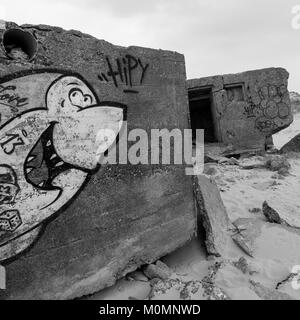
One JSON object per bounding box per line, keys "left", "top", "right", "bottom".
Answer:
{"left": 188, "top": 88, "right": 217, "bottom": 143}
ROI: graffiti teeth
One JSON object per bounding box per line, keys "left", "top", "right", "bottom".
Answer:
{"left": 55, "top": 161, "right": 64, "bottom": 167}
{"left": 27, "top": 156, "right": 36, "bottom": 163}
{"left": 26, "top": 167, "right": 33, "bottom": 174}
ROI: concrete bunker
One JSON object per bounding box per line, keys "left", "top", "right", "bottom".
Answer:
{"left": 187, "top": 68, "right": 293, "bottom": 152}
{"left": 0, "top": 21, "right": 294, "bottom": 300}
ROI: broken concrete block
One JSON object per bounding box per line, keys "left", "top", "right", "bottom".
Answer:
{"left": 143, "top": 260, "right": 172, "bottom": 280}
{"left": 194, "top": 175, "right": 232, "bottom": 257}
{"left": 280, "top": 134, "right": 300, "bottom": 154}
{"left": 231, "top": 233, "right": 254, "bottom": 257}
{"left": 262, "top": 200, "right": 300, "bottom": 228}
{"left": 0, "top": 22, "right": 196, "bottom": 299}
{"left": 262, "top": 201, "right": 282, "bottom": 224}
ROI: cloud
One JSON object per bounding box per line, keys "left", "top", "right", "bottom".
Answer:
{"left": 0, "top": 0, "right": 299, "bottom": 90}
{"left": 0, "top": 4, "right": 6, "bottom": 20}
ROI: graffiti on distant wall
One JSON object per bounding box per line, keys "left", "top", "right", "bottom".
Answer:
{"left": 98, "top": 54, "right": 149, "bottom": 93}
{"left": 243, "top": 84, "right": 290, "bottom": 133}
{"left": 0, "top": 70, "right": 126, "bottom": 261}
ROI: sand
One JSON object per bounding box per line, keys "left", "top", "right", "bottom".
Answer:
{"left": 85, "top": 113, "right": 300, "bottom": 300}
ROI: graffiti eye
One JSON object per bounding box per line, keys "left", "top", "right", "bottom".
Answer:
{"left": 83, "top": 95, "right": 92, "bottom": 105}
{"left": 69, "top": 88, "right": 93, "bottom": 108}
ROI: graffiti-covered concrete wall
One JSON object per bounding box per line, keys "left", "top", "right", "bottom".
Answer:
{"left": 187, "top": 68, "right": 292, "bottom": 150}
{"left": 0, "top": 22, "right": 196, "bottom": 299}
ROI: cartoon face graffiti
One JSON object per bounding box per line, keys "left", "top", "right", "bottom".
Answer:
{"left": 0, "top": 71, "right": 126, "bottom": 261}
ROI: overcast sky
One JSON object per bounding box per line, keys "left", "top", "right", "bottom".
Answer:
{"left": 0, "top": 0, "right": 299, "bottom": 91}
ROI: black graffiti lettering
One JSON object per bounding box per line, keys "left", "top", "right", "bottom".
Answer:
{"left": 0, "top": 209, "right": 22, "bottom": 232}
{"left": 126, "top": 54, "right": 138, "bottom": 87}
{"left": 0, "top": 84, "right": 29, "bottom": 110}
{"left": 122, "top": 57, "right": 129, "bottom": 85}
{"left": 0, "top": 85, "right": 16, "bottom": 94}
{"left": 249, "top": 84, "right": 291, "bottom": 132}
{"left": 138, "top": 58, "right": 149, "bottom": 84}
{"left": 0, "top": 165, "right": 19, "bottom": 206}
{"left": 98, "top": 55, "right": 149, "bottom": 92}
{"left": 123, "top": 89, "right": 139, "bottom": 94}
{"left": 244, "top": 99, "right": 257, "bottom": 118}
{"left": 0, "top": 185, "right": 11, "bottom": 194}
{"left": 116, "top": 58, "right": 124, "bottom": 83}
{"left": 0, "top": 133, "right": 25, "bottom": 155}
{"left": 106, "top": 56, "right": 120, "bottom": 87}
{"left": 15, "top": 97, "right": 28, "bottom": 108}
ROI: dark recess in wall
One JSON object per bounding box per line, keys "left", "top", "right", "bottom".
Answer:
{"left": 188, "top": 88, "right": 217, "bottom": 143}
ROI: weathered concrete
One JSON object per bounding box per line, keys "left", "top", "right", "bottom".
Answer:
{"left": 280, "top": 134, "right": 300, "bottom": 153}
{"left": 262, "top": 201, "right": 283, "bottom": 224}
{"left": 194, "top": 175, "right": 232, "bottom": 257}
{"left": 187, "top": 68, "right": 293, "bottom": 151}
{"left": 143, "top": 260, "right": 172, "bottom": 280}
{"left": 0, "top": 22, "right": 196, "bottom": 299}
{"left": 262, "top": 200, "right": 300, "bottom": 229}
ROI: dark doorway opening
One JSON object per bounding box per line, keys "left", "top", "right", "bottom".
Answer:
{"left": 188, "top": 88, "right": 217, "bottom": 143}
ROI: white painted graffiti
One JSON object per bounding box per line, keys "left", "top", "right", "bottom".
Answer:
{"left": 0, "top": 71, "right": 125, "bottom": 261}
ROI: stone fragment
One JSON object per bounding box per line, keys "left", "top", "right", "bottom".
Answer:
{"left": 280, "top": 134, "right": 300, "bottom": 153}
{"left": 262, "top": 201, "right": 282, "bottom": 224}
{"left": 262, "top": 200, "right": 300, "bottom": 228}
{"left": 194, "top": 175, "right": 232, "bottom": 257}
{"left": 143, "top": 260, "right": 172, "bottom": 280}
{"left": 231, "top": 233, "right": 254, "bottom": 257}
